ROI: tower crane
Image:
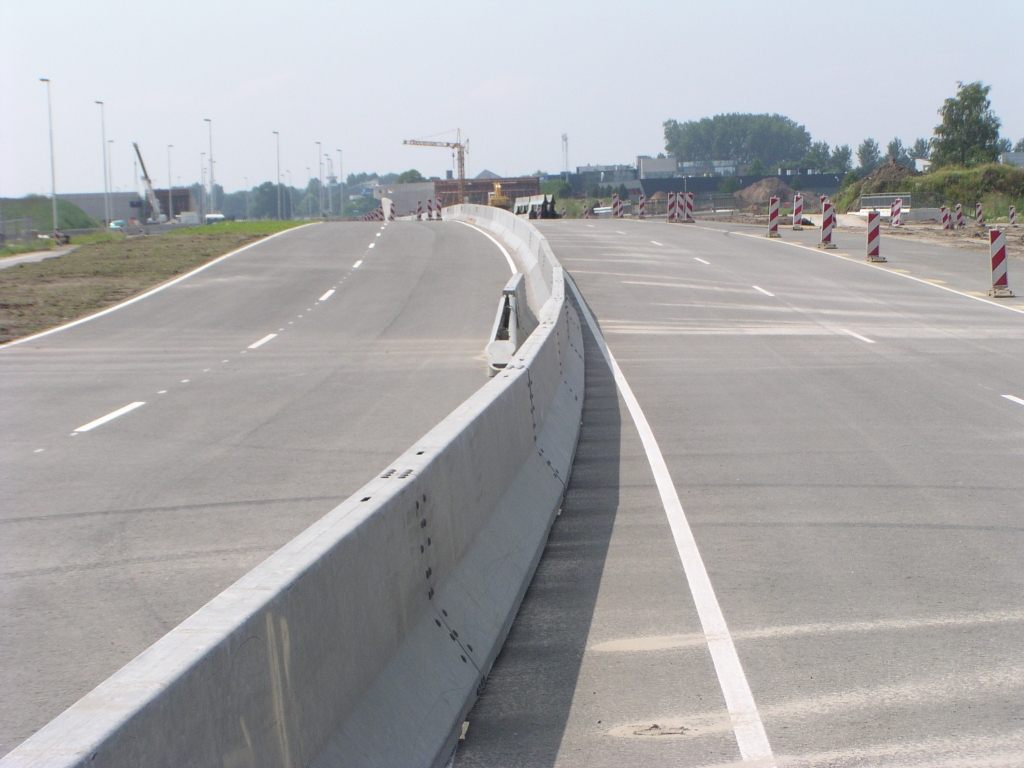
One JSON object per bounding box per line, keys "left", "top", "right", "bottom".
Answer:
{"left": 132, "top": 142, "right": 165, "bottom": 223}
{"left": 403, "top": 129, "right": 467, "bottom": 205}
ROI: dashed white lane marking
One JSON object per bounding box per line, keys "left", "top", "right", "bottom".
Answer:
{"left": 1003, "top": 394, "right": 1024, "bottom": 406}
{"left": 616, "top": 230, "right": 627, "bottom": 235}
{"left": 375, "top": 233, "right": 381, "bottom": 237}
{"left": 181, "top": 379, "right": 190, "bottom": 383}
{"left": 368, "top": 243, "right": 375, "bottom": 249}
{"left": 753, "top": 285, "right": 775, "bottom": 297}
{"left": 352, "top": 260, "right": 363, "bottom": 269}
{"left": 319, "top": 289, "right": 335, "bottom": 301}
{"left": 841, "top": 329, "right": 875, "bottom": 344}
{"left": 73, "top": 401, "right": 145, "bottom": 433}
{"left": 565, "top": 274, "right": 776, "bottom": 765}
{"left": 248, "top": 333, "right": 277, "bottom": 349}
{"left": 651, "top": 240, "right": 663, "bottom": 246}
{"left": 694, "top": 257, "right": 710, "bottom": 265}
{"left": 586, "top": 224, "right": 595, "bottom": 228}
{"left": 34, "top": 448, "right": 44, "bottom": 453}
{"left": 158, "top": 390, "right": 167, "bottom": 394}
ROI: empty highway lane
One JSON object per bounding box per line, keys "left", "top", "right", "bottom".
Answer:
{"left": 455, "top": 219, "right": 1024, "bottom": 767}
{"left": 0, "top": 220, "right": 510, "bottom": 755}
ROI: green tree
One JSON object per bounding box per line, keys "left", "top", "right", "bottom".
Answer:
{"left": 997, "top": 138, "right": 1013, "bottom": 153}
{"left": 718, "top": 176, "right": 741, "bottom": 194}
{"left": 540, "top": 179, "right": 574, "bottom": 198}
{"left": 830, "top": 145, "right": 853, "bottom": 174}
{"left": 1015, "top": 138, "right": 1024, "bottom": 153}
{"left": 801, "top": 141, "right": 832, "bottom": 172}
{"left": 886, "top": 138, "right": 913, "bottom": 168}
{"left": 930, "top": 81, "right": 1001, "bottom": 167}
{"left": 346, "top": 172, "right": 377, "bottom": 186}
{"left": 396, "top": 169, "right": 426, "bottom": 184}
{"left": 663, "top": 113, "right": 811, "bottom": 168}
{"left": 909, "top": 138, "right": 931, "bottom": 160}
{"left": 747, "top": 158, "right": 764, "bottom": 175}
{"left": 857, "top": 138, "right": 882, "bottom": 173}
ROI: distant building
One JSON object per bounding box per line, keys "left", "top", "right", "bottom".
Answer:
{"left": 636, "top": 155, "right": 678, "bottom": 179}
{"left": 1000, "top": 152, "right": 1024, "bottom": 169}
{"left": 434, "top": 176, "right": 540, "bottom": 208}
{"left": 575, "top": 164, "right": 637, "bottom": 187}
{"left": 678, "top": 159, "right": 738, "bottom": 176}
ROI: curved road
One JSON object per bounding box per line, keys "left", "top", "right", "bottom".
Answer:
{"left": 0, "top": 220, "right": 510, "bottom": 755}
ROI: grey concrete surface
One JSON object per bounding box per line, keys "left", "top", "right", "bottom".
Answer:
{"left": 0, "top": 220, "right": 509, "bottom": 756}
{"left": 0, "top": 245, "right": 77, "bottom": 270}
{"left": 454, "top": 219, "right": 1024, "bottom": 767}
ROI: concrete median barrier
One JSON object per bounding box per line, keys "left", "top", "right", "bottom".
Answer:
{"left": 2, "top": 206, "right": 583, "bottom": 768}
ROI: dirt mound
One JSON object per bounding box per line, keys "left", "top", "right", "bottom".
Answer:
{"left": 861, "top": 159, "right": 919, "bottom": 192}
{"left": 734, "top": 177, "right": 795, "bottom": 206}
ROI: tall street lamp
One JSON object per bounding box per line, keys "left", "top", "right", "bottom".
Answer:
{"left": 40, "top": 78, "right": 57, "bottom": 233}
{"left": 244, "top": 176, "right": 249, "bottom": 220}
{"left": 95, "top": 101, "right": 109, "bottom": 224}
{"left": 107, "top": 140, "right": 114, "bottom": 196}
{"left": 273, "top": 131, "right": 281, "bottom": 220}
{"left": 316, "top": 141, "right": 323, "bottom": 216}
{"left": 167, "top": 145, "right": 174, "bottom": 222}
{"left": 200, "top": 152, "right": 206, "bottom": 220}
{"left": 204, "top": 118, "right": 214, "bottom": 213}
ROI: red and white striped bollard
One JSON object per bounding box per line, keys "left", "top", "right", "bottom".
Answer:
{"left": 976, "top": 202, "right": 984, "bottom": 227}
{"left": 989, "top": 229, "right": 1014, "bottom": 297}
{"left": 866, "top": 210, "right": 885, "bottom": 262}
{"left": 940, "top": 206, "right": 950, "bottom": 230}
{"left": 792, "top": 194, "right": 803, "bottom": 230}
{"left": 1010, "top": 205, "right": 1016, "bottom": 227}
{"left": 638, "top": 193, "right": 646, "bottom": 218}
{"left": 819, "top": 202, "right": 837, "bottom": 249}
{"left": 955, "top": 203, "right": 964, "bottom": 228}
{"left": 668, "top": 192, "right": 677, "bottom": 221}
{"left": 767, "top": 196, "right": 780, "bottom": 237}
{"left": 891, "top": 197, "right": 902, "bottom": 227}
{"left": 683, "top": 192, "right": 694, "bottom": 223}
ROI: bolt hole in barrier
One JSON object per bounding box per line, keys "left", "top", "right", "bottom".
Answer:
{"left": 3, "top": 205, "right": 584, "bottom": 768}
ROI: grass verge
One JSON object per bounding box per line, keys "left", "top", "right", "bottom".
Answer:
{"left": 0, "top": 221, "right": 305, "bottom": 344}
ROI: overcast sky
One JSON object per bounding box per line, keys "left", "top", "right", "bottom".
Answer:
{"left": 2, "top": 0, "right": 1022, "bottom": 197}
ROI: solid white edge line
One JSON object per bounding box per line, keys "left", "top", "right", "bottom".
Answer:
{"left": 248, "top": 333, "right": 277, "bottom": 349}
{"left": 565, "top": 273, "right": 775, "bottom": 765}
{"left": 453, "top": 220, "right": 517, "bottom": 275}
{"left": 319, "top": 289, "right": 335, "bottom": 301}
{"left": 728, "top": 229, "right": 1024, "bottom": 317}
{"left": 841, "top": 328, "right": 876, "bottom": 344}
{"left": 1003, "top": 394, "right": 1024, "bottom": 406}
{"left": 753, "top": 285, "right": 775, "bottom": 297}
{"left": 1, "top": 223, "right": 315, "bottom": 349}
{"left": 651, "top": 240, "right": 663, "bottom": 246}
{"left": 352, "top": 260, "right": 363, "bottom": 268}
{"left": 74, "top": 401, "right": 146, "bottom": 433}
{"left": 695, "top": 257, "right": 710, "bottom": 265}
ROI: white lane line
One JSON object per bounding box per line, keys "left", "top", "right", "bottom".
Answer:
{"left": 73, "top": 401, "right": 145, "bottom": 433}
{"left": 651, "top": 240, "right": 664, "bottom": 246}
{"left": 694, "top": 257, "right": 710, "bottom": 265}
{"left": 352, "top": 260, "right": 363, "bottom": 269}
{"left": 616, "top": 230, "right": 627, "bottom": 235}
{"left": 319, "top": 289, "right": 335, "bottom": 301}
{"left": 1003, "top": 395, "right": 1024, "bottom": 406}
{"left": 248, "top": 333, "right": 278, "bottom": 349}
{"left": 2, "top": 224, "right": 313, "bottom": 349}
{"left": 586, "top": 224, "right": 595, "bottom": 228}
{"left": 158, "top": 390, "right": 167, "bottom": 394}
{"left": 375, "top": 233, "right": 381, "bottom": 237}
{"left": 34, "top": 448, "right": 44, "bottom": 453}
{"left": 368, "top": 243, "right": 375, "bottom": 249}
{"left": 730, "top": 230, "right": 1024, "bottom": 317}
{"left": 181, "top": 379, "right": 189, "bottom": 383}
{"left": 565, "top": 274, "right": 775, "bottom": 765}
{"left": 841, "top": 329, "right": 875, "bottom": 344}
{"left": 753, "top": 285, "right": 775, "bottom": 297}
{"left": 453, "top": 220, "right": 517, "bottom": 275}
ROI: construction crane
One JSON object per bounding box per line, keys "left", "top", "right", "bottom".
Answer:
{"left": 403, "top": 129, "right": 467, "bottom": 205}
{"left": 132, "top": 142, "right": 165, "bottom": 223}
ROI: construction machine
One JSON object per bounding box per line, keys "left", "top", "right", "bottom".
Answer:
{"left": 403, "top": 129, "right": 467, "bottom": 204}
{"left": 488, "top": 182, "right": 510, "bottom": 210}
{"left": 132, "top": 142, "right": 166, "bottom": 223}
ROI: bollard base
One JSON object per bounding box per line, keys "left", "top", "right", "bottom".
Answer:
{"left": 792, "top": 225, "right": 803, "bottom": 231}
{"left": 818, "top": 242, "right": 837, "bottom": 250}
{"left": 767, "top": 232, "right": 780, "bottom": 238}
{"left": 867, "top": 255, "right": 887, "bottom": 263}
{"left": 989, "top": 287, "right": 1015, "bottom": 298}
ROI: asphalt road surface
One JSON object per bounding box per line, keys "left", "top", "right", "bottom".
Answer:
{"left": 0, "top": 220, "right": 509, "bottom": 756}
{"left": 455, "top": 219, "right": 1024, "bottom": 767}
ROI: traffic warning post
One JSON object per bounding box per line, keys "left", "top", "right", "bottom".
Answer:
{"left": 989, "top": 229, "right": 1014, "bottom": 298}
{"left": 866, "top": 210, "right": 886, "bottom": 262}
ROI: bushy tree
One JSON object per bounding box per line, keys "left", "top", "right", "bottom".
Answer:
{"left": 886, "top": 138, "right": 914, "bottom": 168}
{"left": 830, "top": 145, "right": 853, "bottom": 174}
{"left": 930, "top": 81, "right": 1002, "bottom": 167}
{"left": 396, "top": 169, "right": 426, "bottom": 184}
{"left": 1015, "top": 138, "right": 1024, "bottom": 153}
{"left": 857, "top": 139, "right": 882, "bottom": 173}
{"left": 664, "top": 113, "right": 811, "bottom": 168}
{"left": 801, "top": 141, "right": 832, "bottom": 172}
{"left": 997, "top": 138, "right": 1013, "bottom": 153}
{"left": 346, "top": 172, "right": 377, "bottom": 186}
{"left": 910, "top": 138, "right": 931, "bottom": 160}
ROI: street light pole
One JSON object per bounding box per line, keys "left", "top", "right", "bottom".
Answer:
{"left": 107, "top": 140, "right": 114, "bottom": 196}
{"left": 315, "top": 141, "right": 323, "bottom": 217}
{"left": 167, "top": 145, "right": 174, "bottom": 222}
{"left": 273, "top": 131, "right": 281, "bottom": 220}
{"left": 40, "top": 78, "right": 57, "bottom": 233}
{"left": 244, "top": 176, "right": 249, "bottom": 220}
{"left": 337, "top": 148, "right": 343, "bottom": 212}
{"left": 204, "top": 118, "right": 214, "bottom": 213}
{"left": 95, "top": 101, "right": 109, "bottom": 224}
{"left": 200, "top": 152, "right": 206, "bottom": 221}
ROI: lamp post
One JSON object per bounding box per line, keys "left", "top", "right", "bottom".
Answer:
{"left": 40, "top": 78, "right": 58, "bottom": 233}
{"left": 273, "top": 131, "right": 281, "bottom": 220}
{"left": 200, "top": 152, "right": 206, "bottom": 221}
{"left": 316, "top": 141, "right": 323, "bottom": 217}
{"left": 95, "top": 101, "right": 109, "bottom": 224}
{"left": 337, "top": 148, "right": 343, "bottom": 212}
{"left": 244, "top": 176, "right": 249, "bottom": 220}
{"left": 107, "top": 140, "right": 114, "bottom": 196}
{"left": 204, "top": 118, "right": 214, "bottom": 213}
{"left": 166, "top": 145, "right": 174, "bottom": 222}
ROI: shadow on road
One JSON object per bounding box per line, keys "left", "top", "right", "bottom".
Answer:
{"left": 454, "top": 304, "right": 622, "bottom": 766}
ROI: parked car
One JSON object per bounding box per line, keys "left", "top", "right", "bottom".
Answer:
{"left": 109, "top": 220, "right": 127, "bottom": 230}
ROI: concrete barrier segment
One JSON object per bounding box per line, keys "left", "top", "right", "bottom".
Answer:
{"left": 3, "top": 207, "right": 583, "bottom": 768}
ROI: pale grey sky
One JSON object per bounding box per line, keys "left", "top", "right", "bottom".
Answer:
{"left": 2, "top": 0, "right": 1022, "bottom": 197}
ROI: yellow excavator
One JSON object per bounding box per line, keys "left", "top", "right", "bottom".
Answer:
{"left": 489, "top": 182, "right": 511, "bottom": 210}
